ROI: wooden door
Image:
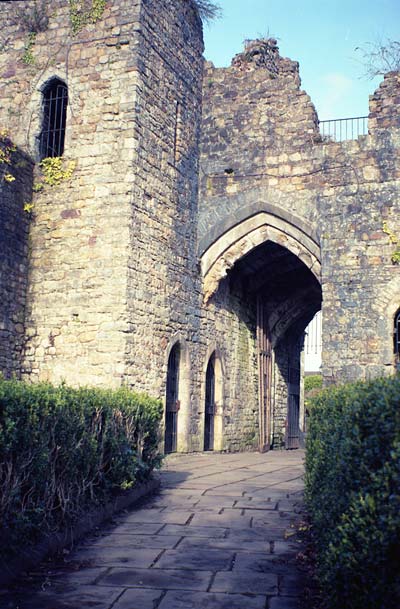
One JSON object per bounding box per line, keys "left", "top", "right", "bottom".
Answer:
{"left": 286, "top": 364, "right": 300, "bottom": 449}
{"left": 204, "top": 355, "right": 215, "bottom": 451}
{"left": 257, "top": 298, "right": 272, "bottom": 452}
{"left": 165, "top": 344, "right": 180, "bottom": 453}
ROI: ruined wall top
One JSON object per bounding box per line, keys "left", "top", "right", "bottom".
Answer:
{"left": 231, "top": 38, "right": 299, "bottom": 79}
{"left": 369, "top": 71, "right": 400, "bottom": 131}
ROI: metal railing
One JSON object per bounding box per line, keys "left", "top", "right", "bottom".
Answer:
{"left": 319, "top": 116, "right": 368, "bottom": 142}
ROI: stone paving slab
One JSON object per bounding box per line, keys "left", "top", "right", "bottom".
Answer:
{"left": 158, "top": 590, "right": 267, "bottom": 609}
{"left": 108, "top": 522, "right": 164, "bottom": 535}
{"left": 86, "top": 533, "right": 182, "bottom": 549}
{"left": 211, "top": 571, "right": 278, "bottom": 594}
{"left": 189, "top": 511, "right": 252, "bottom": 528}
{"left": 154, "top": 547, "right": 235, "bottom": 571}
{"left": 65, "top": 546, "right": 161, "bottom": 568}
{"left": 112, "top": 588, "right": 164, "bottom": 609}
{"left": 177, "top": 535, "right": 272, "bottom": 553}
{"left": 4, "top": 585, "right": 121, "bottom": 609}
{"left": 2, "top": 450, "right": 308, "bottom": 609}
{"left": 159, "top": 524, "right": 229, "bottom": 538}
{"left": 98, "top": 567, "right": 213, "bottom": 590}
{"left": 121, "top": 510, "right": 193, "bottom": 525}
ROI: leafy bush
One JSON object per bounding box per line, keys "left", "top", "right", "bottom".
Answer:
{"left": 305, "top": 375, "right": 400, "bottom": 609}
{"left": 0, "top": 379, "right": 162, "bottom": 558}
{"left": 304, "top": 374, "right": 322, "bottom": 393}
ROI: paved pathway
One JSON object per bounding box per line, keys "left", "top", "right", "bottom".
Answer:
{"left": 2, "top": 450, "right": 308, "bottom": 609}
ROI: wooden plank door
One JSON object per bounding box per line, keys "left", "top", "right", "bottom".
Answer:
{"left": 286, "top": 365, "right": 300, "bottom": 449}
{"left": 204, "top": 355, "right": 215, "bottom": 451}
{"left": 257, "top": 297, "right": 272, "bottom": 452}
{"left": 165, "top": 344, "right": 180, "bottom": 453}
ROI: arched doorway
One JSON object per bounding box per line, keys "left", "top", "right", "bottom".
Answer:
{"left": 204, "top": 353, "right": 216, "bottom": 451}
{"left": 200, "top": 213, "right": 322, "bottom": 451}
{"left": 165, "top": 343, "right": 180, "bottom": 453}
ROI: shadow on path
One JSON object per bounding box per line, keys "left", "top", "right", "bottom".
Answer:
{"left": 1, "top": 451, "right": 311, "bottom": 609}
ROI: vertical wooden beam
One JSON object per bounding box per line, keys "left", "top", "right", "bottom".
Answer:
{"left": 257, "top": 295, "right": 271, "bottom": 452}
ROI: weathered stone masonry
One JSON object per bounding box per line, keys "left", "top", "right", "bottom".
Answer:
{"left": 0, "top": 5, "right": 399, "bottom": 452}
{"left": 0, "top": 148, "right": 32, "bottom": 378}
{"left": 198, "top": 43, "right": 400, "bottom": 446}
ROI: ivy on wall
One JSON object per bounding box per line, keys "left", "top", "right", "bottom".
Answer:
{"left": 69, "top": 0, "right": 107, "bottom": 35}
{"left": 0, "top": 130, "right": 16, "bottom": 184}
{"left": 383, "top": 221, "right": 400, "bottom": 264}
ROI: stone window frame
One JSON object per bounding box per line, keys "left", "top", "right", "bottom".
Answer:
{"left": 39, "top": 77, "right": 68, "bottom": 160}
{"left": 25, "top": 70, "right": 71, "bottom": 161}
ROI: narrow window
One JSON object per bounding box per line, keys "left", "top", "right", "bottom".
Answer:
{"left": 395, "top": 309, "right": 400, "bottom": 359}
{"left": 39, "top": 79, "right": 68, "bottom": 159}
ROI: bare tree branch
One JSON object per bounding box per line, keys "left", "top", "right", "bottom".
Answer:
{"left": 355, "top": 38, "right": 400, "bottom": 79}
{"left": 192, "top": 0, "right": 222, "bottom": 23}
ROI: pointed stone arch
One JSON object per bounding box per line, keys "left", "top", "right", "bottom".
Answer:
{"left": 200, "top": 210, "right": 321, "bottom": 303}
{"left": 25, "top": 70, "right": 71, "bottom": 159}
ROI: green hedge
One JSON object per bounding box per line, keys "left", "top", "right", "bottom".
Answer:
{"left": 0, "top": 379, "right": 163, "bottom": 557}
{"left": 305, "top": 375, "right": 400, "bottom": 609}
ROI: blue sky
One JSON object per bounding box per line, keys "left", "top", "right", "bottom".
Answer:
{"left": 202, "top": 0, "right": 399, "bottom": 120}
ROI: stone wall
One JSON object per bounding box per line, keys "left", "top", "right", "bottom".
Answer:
{"left": 194, "top": 279, "right": 260, "bottom": 452}
{"left": 369, "top": 71, "right": 400, "bottom": 131}
{"left": 1, "top": 13, "right": 399, "bottom": 453}
{"left": 0, "top": 148, "right": 32, "bottom": 377}
{"left": 198, "top": 40, "right": 400, "bottom": 448}
{"left": 0, "top": 0, "right": 204, "bottom": 415}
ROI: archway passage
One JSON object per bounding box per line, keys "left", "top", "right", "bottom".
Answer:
{"left": 202, "top": 229, "right": 322, "bottom": 451}
{"left": 165, "top": 343, "right": 180, "bottom": 453}
{"left": 235, "top": 239, "right": 321, "bottom": 449}
{"left": 204, "top": 354, "right": 216, "bottom": 451}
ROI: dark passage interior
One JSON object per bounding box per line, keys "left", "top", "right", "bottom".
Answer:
{"left": 228, "top": 239, "right": 322, "bottom": 449}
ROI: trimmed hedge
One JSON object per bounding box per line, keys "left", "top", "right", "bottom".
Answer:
{"left": 305, "top": 375, "right": 400, "bottom": 609}
{"left": 0, "top": 379, "right": 163, "bottom": 558}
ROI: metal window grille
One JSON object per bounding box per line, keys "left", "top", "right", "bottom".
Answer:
{"left": 395, "top": 310, "right": 400, "bottom": 357}
{"left": 40, "top": 80, "right": 68, "bottom": 159}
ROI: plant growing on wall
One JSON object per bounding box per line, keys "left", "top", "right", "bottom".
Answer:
{"left": 34, "top": 157, "right": 76, "bottom": 190}
{"left": 0, "top": 130, "right": 16, "bottom": 184}
{"left": 382, "top": 221, "right": 400, "bottom": 264}
{"left": 192, "top": 0, "right": 222, "bottom": 22}
{"left": 14, "top": 0, "right": 49, "bottom": 34}
{"left": 69, "top": 0, "right": 107, "bottom": 35}
{"left": 22, "top": 32, "right": 37, "bottom": 65}
{"left": 26, "top": 157, "right": 76, "bottom": 212}
{"left": 13, "top": 0, "right": 49, "bottom": 66}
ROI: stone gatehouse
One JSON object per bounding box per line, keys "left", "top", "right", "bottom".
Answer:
{"left": 1, "top": 0, "right": 399, "bottom": 452}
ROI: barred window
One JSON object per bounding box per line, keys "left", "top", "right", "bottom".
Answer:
{"left": 39, "top": 79, "right": 68, "bottom": 159}
{"left": 395, "top": 309, "right": 400, "bottom": 358}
